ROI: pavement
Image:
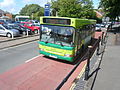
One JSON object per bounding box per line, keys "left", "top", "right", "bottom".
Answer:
{"left": 83, "top": 32, "right": 120, "bottom": 90}
{"left": 0, "top": 35, "right": 39, "bottom": 49}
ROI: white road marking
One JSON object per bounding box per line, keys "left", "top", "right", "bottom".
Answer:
{"left": 25, "top": 54, "right": 43, "bottom": 63}
{"left": 70, "top": 63, "right": 87, "bottom": 90}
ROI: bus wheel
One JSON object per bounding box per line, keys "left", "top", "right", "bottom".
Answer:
{"left": 91, "top": 37, "right": 93, "bottom": 44}
{"left": 81, "top": 45, "right": 84, "bottom": 52}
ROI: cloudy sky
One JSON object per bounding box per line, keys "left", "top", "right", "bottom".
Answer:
{"left": 0, "top": 0, "right": 100, "bottom": 14}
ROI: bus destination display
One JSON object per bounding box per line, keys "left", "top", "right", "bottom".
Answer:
{"left": 43, "top": 18, "right": 71, "bottom": 25}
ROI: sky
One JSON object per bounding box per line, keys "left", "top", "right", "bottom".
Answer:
{"left": 0, "top": 0, "right": 100, "bottom": 14}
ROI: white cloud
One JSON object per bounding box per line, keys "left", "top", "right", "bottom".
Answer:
{"left": 0, "top": 0, "right": 51, "bottom": 14}
{"left": 0, "top": 0, "right": 17, "bottom": 14}
{"left": 24, "top": 0, "right": 32, "bottom": 2}
{"left": 10, "top": 8, "right": 15, "bottom": 12}
{"left": 22, "top": 0, "right": 51, "bottom": 7}
{"left": 0, "top": 0, "right": 15, "bottom": 8}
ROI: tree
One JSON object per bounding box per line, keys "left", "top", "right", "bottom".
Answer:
{"left": 100, "top": 0, "right": 120, "bottom": 21}
{"left": 51, "top": 0, "right": 96, "bottom": 19}
{"left": 19, "top": 4, "right": 44, "bottom": 20}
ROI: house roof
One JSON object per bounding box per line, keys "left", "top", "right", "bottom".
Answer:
{"left": 94, "top": 10, "right": 104, "bottom": 18}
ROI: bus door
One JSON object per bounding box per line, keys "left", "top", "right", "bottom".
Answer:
{"left": 77, "top": 29, "right": 83, "bottom": 52}
{"left": 75, "top": 29, "right": 81, "bottom": 55}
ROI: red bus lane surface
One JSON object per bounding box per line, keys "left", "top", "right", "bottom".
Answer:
{"left": 0, "top": 32, "right": 103, "bottom": 90}
{"left": 0, "top": 56, "right": 75, "bottom": 90}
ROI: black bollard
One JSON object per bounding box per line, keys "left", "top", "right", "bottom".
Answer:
{"left": 96, "top": 37, "right": 101, "bottom": 55}
{"left": 101, "top": 32, "right": 104, "bottom": 45}
{"left": 85, "top": 46, "right": 92, "bottom": 80}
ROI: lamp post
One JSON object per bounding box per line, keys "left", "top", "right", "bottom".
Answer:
{"left": 32, "top": 13, "right": 33, "bottom": 20}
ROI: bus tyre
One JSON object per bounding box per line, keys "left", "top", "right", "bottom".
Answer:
{"left": 91, "top": 37, "right": 92, "bottom": 43}
{"left": 82, "top": 45, "right": 84, "bottom": 52}
{"left": 7, "top": 33, "right": 12, "bottom": 38}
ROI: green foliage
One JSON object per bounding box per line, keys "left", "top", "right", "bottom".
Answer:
{"left": 19, "top": 4, "right": 44, "bottom": 20}
{"left": 100, "top": 0, "right": 120, "bottom": 20}
{"left": 51, "top": 0, "right": 96, "bottom": 19}
{"left": 12, "top": 14, "right": 18, "bottom": 19}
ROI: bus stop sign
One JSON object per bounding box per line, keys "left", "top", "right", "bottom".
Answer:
{"left": 44, "top": 4, "right": 50, "bottom": 16}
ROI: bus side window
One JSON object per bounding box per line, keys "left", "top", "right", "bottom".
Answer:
{"left": 87, "top": 25, "right": 91, "bottom": 35}
{"left": 82, "top": 25, "right": 87, "bottom": 38}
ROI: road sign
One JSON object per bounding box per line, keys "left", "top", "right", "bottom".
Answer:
{"left": 44, "top": 4, "right": 50, "bottom": 16}
{"left": 102, "top": 17, "right": 110, "bottom": 22}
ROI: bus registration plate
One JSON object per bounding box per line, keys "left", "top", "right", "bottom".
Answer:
{"left": 49, "top": 55, "right": 57, "bottom": 58}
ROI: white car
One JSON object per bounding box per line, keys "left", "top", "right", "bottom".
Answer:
{"left": 0, "top": 24, "right": 20, "bottom": 38}
{"left": 26, "top": 20, "right": 40, "bottom": 26}
{"left": 95, "top": 24, "right": 105, "bottom": 31}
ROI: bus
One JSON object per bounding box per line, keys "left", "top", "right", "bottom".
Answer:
{"left": 39, "top": 16, "right": 96, "bottom": 62}
{"left": 15, "top": 16, "right": 30, "bottom": 22}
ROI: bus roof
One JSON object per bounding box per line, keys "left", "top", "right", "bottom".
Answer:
{"left": 40, "top": 16, "right": 96, "bottom": 28}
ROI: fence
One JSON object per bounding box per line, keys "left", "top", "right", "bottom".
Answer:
{"left": 56, "top": 32, "right": 106, "bottom": 90}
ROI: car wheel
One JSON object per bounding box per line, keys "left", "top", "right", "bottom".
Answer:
{"left": 23, "top": 31, "right": 26, "bottom": 35}
{"left": 6, "top": 33, "right": 12, "bottom": 38}
{"left": 34, "top": 30, "right": 38, "bottom": 34}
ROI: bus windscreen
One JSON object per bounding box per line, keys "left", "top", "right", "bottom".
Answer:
{"left": 43, "top": 18, "right": 71, "bottom": 25}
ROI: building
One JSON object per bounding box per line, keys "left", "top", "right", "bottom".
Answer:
{"left": 94, "top": 10, "right": 103, "bottom": 18}
{"left": 0, "top": 9, "right": 12, "bottom": 19}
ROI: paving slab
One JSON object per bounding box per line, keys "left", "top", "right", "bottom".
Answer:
{"left": 0, "top": 35, "right": 39, "bottom": 49}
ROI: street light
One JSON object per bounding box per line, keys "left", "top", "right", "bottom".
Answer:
{"left": 32, "top": 13, "right": 33, "bottom": 20}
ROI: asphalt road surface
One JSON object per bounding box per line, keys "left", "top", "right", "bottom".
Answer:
{"left": 0, "top": 41, "right": 39, "bottom": 74}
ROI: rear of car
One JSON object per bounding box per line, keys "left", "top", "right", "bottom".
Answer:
{"left": 107, "top": 23, "right": 120, "bottom": 32}
{"left": 21, "top": 22, "right": 40, "bottom": 34}
{"left": 95, "top": 24, "right": 105, "bottom": 31}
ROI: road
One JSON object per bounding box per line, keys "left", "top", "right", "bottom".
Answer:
{"left": 0, "top": 41, "right": 39, "bottom": 74}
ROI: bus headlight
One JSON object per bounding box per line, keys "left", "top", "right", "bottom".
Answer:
{"left": 39, "top": 48, "right": 44, "bottom": 51}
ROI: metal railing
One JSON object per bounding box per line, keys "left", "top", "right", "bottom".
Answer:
{"left": 56, "top": 35, "right": 103, "bottom": 90}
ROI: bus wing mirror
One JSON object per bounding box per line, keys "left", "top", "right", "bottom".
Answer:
{"left": 71, "top": 42, "right": 75, "bottom": 47}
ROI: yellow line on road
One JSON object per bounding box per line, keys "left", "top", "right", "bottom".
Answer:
{"left": 70, "top": 63, "right": 87, "bottom": 90}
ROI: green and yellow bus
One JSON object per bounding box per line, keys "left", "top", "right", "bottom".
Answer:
{"left": 39, "top": 16, "right": 96, "bottom": 62}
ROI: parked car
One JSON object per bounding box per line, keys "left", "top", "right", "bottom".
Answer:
{"left": 0, "top": 24, "right": 20, "bottom": 38}
{"left": 107, "top": 23, "right": 120, "bottom": 32}
{"left": 0, "top": 20, "right": 6, "bottom": 24}
{"left": 28, "top": 20, "right": 40, "bottom": 26}
{"left": 20, "top": 22, "right": 40, "bottom": 34}
{"left": 9, "top": 24, "right": 33, "bottom": 35}
{"left": 95, "top": 24, "right": 105, "bottom": 31}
